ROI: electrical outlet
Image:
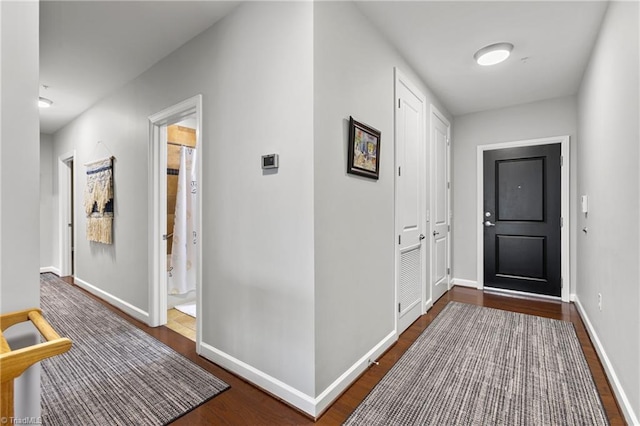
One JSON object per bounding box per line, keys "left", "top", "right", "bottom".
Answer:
{"left": 598, "top": 293, "right": 602, "bottom": 311}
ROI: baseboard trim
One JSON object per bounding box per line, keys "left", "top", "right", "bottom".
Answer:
{"left": 73, "top": 276, "right": 150, "bottom": 324}
{"left": 574, "top": 296, "right": 638, "bottom": 425}
{"left": 199, "top": 342, "right": 316, "bottom": 415}
{"left": 451, "top": 278, "right": 478, "bottom": 288}
{"left": 200, "top": 329, "right": 397, "bottom": 418}
{"left": 39, "top": 266, "right": 61, "bottom": 275}
{"left": 314, "top": 330, "right": 397, "bottom": 417}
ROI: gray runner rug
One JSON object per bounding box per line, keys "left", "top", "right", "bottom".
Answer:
{"left": 40, "top": 273, "right": 229, "bottom": 425}
{"left": 345, "top": 301, "right": 608, "bottom": 426}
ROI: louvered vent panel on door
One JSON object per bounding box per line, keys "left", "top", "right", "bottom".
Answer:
{"left": 400, "top": 247, "right": 421, "bottom": 311}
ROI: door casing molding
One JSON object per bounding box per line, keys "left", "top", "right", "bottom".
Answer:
{"left": 476, "top": 135, "right": 570, "bottom": 302}
{"left": 148, "top": 95, "right": 203, "bottom": 354}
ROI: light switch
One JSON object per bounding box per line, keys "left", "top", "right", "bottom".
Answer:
{"left": 581, "top": 195, "right": 588, "bottom": 214}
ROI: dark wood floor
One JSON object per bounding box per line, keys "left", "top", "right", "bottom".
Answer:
{"left": 58, "top": 276, "right": 625, "bottom": 425}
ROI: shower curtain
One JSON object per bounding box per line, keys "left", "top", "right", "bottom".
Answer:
{"left": 168, "top": 147, "right": 197, "bottom": 295}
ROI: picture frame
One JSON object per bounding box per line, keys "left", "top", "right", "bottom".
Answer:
{"left": 347, "top": 116, "right": 381, "bottom": 180}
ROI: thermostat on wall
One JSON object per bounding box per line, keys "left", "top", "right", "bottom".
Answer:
{"left": 262, "top": 153, "right": 279, "bottom": 169}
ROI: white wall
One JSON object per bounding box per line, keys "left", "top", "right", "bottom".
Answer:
{"left": 576, "top": 1, "right": 639, "bottom": 422}
{"left": 52, "top": 0, "right": 316, "bottom": 402}
{"left": 0, "top": 0, "right": 41, "bottom": 418}
{"left": 40, "top": 134, "right": 54, "bottom": 270}
{"left": 451, "top": 96, "right": 578, "bottom": 292}
{"left": 313, "top": 1, "right": 451, "bottom": 398}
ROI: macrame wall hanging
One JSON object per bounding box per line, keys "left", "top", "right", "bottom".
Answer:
{"left": 84, "top": 156, "right": 114, "bottom": 244}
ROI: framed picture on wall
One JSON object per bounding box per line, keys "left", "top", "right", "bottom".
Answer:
{"left": 347, "top": 116, "right": 381, "bottom": 180}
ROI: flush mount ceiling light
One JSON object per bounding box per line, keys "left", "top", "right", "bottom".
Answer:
{"left": 38, "top": 97, "right": 53, "bottom": 108}
{"left": 474, "top": 42, "right": 514, "bottom": 66}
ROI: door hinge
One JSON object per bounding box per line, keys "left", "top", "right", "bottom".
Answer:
{"left": 398, "top": 235, "right": 401, "bottom": 245}
{"left": 447, "top": 182, "right": 450, "bottom": 189}
{"left": 561, "top": 277, "right": 563, "bottom": 289}
{"left": 560, "top": 217, "right": 564, "bottom": 228}
{"left": 561, "top": 155, "right": 564, "bottom": 167}
{"left": 447, "top": 267, "right": 450, "bottom": 275}
{"left": 398, "top": 303, "right": 401, "bottom": 313}
{"left": 448, "top": 225, "right": 450, "bottom": 232}
{"left": 398, "top": 99, "right": 401, "bottom": 108}
{"left": 398, "top": 166, "right": 401, "bottom": 176}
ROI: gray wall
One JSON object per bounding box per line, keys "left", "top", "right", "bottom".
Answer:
{"left": 41, "top": 0, "right": 640, "bottom": 418}
{"left": 451, "top": 96, "right": 578, "bottom": 292}
{"left": 576, "top": 1, "right": 639, "bottom": 421}
{"left": 48, "top": 0, "right": 454, "bottom": 405}
{"left": 0, "top": 0, "right": 41, "bottom": 417}
{"left": 313, "top": 1, "right": 451, "bottom": 395}
{"left": 40, "top": 134, "right": 54, "bottom": 269}
{"left": 52, "top": 2, "right": 316, "bottom": 397}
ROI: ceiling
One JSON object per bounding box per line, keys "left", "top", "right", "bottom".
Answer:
{"left": 39, "top": 1, "right": 609, "bottom": 134}
{"left": 39, "top": 1, "right": 240, "bottom": 134}
{"left": 356, "top": 1, "right": 608, "bottom": 116}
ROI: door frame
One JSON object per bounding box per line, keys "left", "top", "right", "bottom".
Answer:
{"left": 394, "top": 67, "right": 427, "bottom": 335}
{"left": 148, "top": 95, "right": 203, "bottom": 351}
{"left": 58, "top": 151, "right": 76, "bottom": 277}
{"left": 476, "top": 135, "right": 570, "bottom": 302}
{"left": 429, "top": 105, "right": 451, "bottom": 307}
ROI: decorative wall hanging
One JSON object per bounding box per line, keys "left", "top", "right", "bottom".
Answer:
{"left": 84, "top": 156, "right": 114, "bottom": 244}
{"left": 347, "top": 116, "right": 381, "bottom": 180}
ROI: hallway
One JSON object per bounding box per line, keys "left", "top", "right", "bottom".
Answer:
{"left": 62, "top": 277, "right": 624, "bottom": 425}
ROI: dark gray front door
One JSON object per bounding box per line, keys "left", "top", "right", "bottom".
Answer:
{"left": 483, "top": 144, "right": 561, "bottom": 297}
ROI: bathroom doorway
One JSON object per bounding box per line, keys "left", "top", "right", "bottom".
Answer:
{"left": 165, "top": 119, "right": 198, "bottom": 341}
{"left": 148, "top": 95, "right": 202, "bottom": 351}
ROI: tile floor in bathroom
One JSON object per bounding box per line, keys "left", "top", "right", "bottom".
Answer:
{"left": 166, "top": 308, "right": 196, "bottom": 341}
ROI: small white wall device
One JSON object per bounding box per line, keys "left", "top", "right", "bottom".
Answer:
{"left": 262, "top": 153, "right": 279, "bottom": 169}
{"left": 581, "top": 195, "right": 588, "bottom": 214}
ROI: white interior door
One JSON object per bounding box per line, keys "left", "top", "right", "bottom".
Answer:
{"left": 430, "top": 107, "right": 451, "bottom": 303}
{"left": 395, "top": 69, "right": 426, "bottom": 335}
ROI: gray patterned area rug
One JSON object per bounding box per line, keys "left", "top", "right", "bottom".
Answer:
{"left": 40, "top": 273, "right": 229, "bottom": 425}
{"left": 345, "top": 302, "right": 608, "bottom": 426}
